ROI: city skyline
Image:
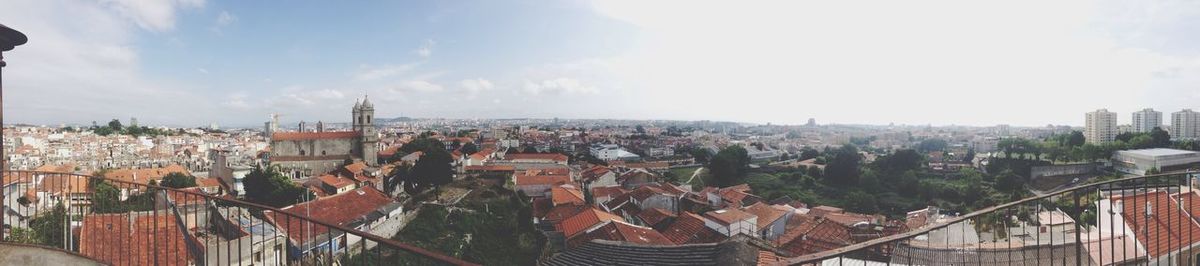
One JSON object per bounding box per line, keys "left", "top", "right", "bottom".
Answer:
{"left": 3, "top": 0, "right": 1200, "bottom": 127}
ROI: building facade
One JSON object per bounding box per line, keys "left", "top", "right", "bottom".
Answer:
{"left": 269, "top": 98, "right": 380, "bottom": 178}
{"left": 1085, "top": 109, "right": 1117, "bottom": 144}
{"left": 1171, "top": 109, "right": 1200, "bottom": 141}
{"left": 1132, "top": 108, "right": 1162, "bottom": 133}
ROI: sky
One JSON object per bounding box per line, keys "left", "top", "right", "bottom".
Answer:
{"left": 2, "top": 0, "right": 1200, "bottom": 128}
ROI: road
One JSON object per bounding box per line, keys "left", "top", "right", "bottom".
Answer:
{"left": 685, "top": 167, "right": 704, "bottom": 185}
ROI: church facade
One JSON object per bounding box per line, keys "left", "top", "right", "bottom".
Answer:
{"left": 269, "top": 98, "right": 380, "bottom": 178}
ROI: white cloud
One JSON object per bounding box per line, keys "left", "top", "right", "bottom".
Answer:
{"left": 99, "top": 0, "right": 205, "bottom": 32}
{"left": 353, "top": 63, "right": 420, "bottom": 81}
{"left": 460, "top": 78, "right": 494, "bottom": 93}
{"left": 197, "top": 68, "right": 209, "bottom": 74}
{"left": 397, "top": 80, "right": 444, "bottom": 92}
{"left": 415, "top": 39, "right": 436, "bottom": 58}
{"left": 588, "top": 0, "right": 1200, "bottom": 126}
{"left": 216, "top": 10, "right": 236, "bottom": 26}
{"left": 523, "top": 78, "right": 597, "bottom": 95}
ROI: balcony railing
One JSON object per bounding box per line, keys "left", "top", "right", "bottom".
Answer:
{"left": 0, "top": 170, "right": 478, "bottom": 265}
{"left": 781, "top": 171, "right": 1200, "bottom": 266}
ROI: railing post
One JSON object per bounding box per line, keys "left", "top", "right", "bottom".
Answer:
{"left": 1080, "top": 190, "right": 1089, "bottom": 266}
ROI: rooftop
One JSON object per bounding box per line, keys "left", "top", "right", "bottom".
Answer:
{"left": 1117, "top": 148, "right": 1200, "bottom": 157}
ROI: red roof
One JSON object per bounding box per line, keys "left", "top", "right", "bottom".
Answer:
{"left": 515, "top": 174, "right": 571, "bottom": 187}
{"left": 505, "top": 153, "right": 569, "bottom": 162}
{"left": 552, "top": 185, "right": 586, "bottom": 206}
{"left": 272, "top": 131, "right": 359, "bottom": 141}
{"left": 265, "top": 187, "right": 395, "bottom": 244}
{"left": 591, "top": 186, "right": 627, "bottom": 200}
{"left": 568, "top": 221, "right": 673, "bottom": 248}
{"left": 636, "top": 208, "right": 676, "bottom": 227}
{"left": 743, "top": 202, "right": 789, "bottom": 231}
{"left": 704, "top": 207, "right": 756, "bottom": 226}
{"left": 318, "top": 174, "right": 356, "bottom": 189}
{"left": 80, "top": 214, "right": 193, "bottom": 266}
{"left": 463, "top": 165, "right": 516, "bottom": 172}
{"left": 660, "top": 212, "right": 727, "bottom": 244}
{"left": 779, "top": 218, "right": 853, "bottom": 255}
{"left": 1116, "top": 190, "right": 1200, "bottom": 258}
{"left": 559, "top": 207, "right": 625, "bottom": 238}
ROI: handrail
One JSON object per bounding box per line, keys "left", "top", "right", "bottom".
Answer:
{"left": 1, "top": 170, "right": 481, "bottom": 266}
{"left": 782, "top": 170, "right": 1199, "bottom": 265}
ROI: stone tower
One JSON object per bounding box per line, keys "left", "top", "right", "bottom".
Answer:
{"left": 354, "top": 97, "right": 379, "bottom": 166}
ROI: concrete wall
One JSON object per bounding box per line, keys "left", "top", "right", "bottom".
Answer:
{"left": 1030, "top": 163, "right": 1098, "bottom": 179}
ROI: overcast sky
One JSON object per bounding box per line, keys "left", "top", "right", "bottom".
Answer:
{"left": 2, "top": 0, "right": 1199, "bottom": 127}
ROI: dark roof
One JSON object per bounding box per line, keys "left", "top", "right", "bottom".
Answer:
{"left": 542, "top": 238, "right": 760, "bottom": 266}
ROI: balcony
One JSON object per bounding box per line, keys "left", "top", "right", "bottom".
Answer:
{"left": 781, "top": 171, "right": 1200, "bottom": 265}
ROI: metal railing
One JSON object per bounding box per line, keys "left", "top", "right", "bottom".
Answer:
{"left": 0, "top": 170, "right": 478, "bottom": 265}
{"left": 782, "top": 171, "right": 1200, "bottom": 266}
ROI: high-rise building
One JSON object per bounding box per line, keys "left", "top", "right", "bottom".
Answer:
{"left": 1085, "top": 109, "right": 1117, "bottom": 144}
{"left": 1132, "top": 108, "right": 1162, "bottom": 133}
{"left": 1171, "top": 109, "right": 1200, "bottom": 140}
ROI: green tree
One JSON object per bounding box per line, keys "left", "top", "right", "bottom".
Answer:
{"left": 1067, "top": 131, "right": 1086, "bottom": 147}
{"left": 708, "top": 146, "right": 750, "bottom": 187}
{"left": 824, "top": 145, "right": 861, "bottom": 186}
{"left": 244, "top": 166, "right": 314, "bottom": 207}
{"left": 107, "top": 119, "right": 123, "bottom": 131}
{"left": 409, "top": 148, "right": 455, "bottom": 192}
{"left": 916, "top": 138, "right": 948, "bottom": 153}
{"left": 799, "top": 148, "right": 820, "bottom": 161}
{"left": 26, "top": 203, "right": 66, "bottom": 248}
{"left": 159, "top": 172, "right": 197, "bottom": 188}
{"left": 1150, "top": 127, "right": 1171, "bottom": 148}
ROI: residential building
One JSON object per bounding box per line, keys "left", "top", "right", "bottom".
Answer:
{"left": 1172, "top": 109, "right": 1200, "bottom": 140}
{"left": 702, "top": 207, "right": 757, "bottom": 237}
{"left": 263, "top": 187, "right": 401, "bottom": 260}
{"left": 1132, "top": 108, "right": 1162, "bottom": 133}
{"left": 1085, "top": 109, "right": 1118, "bottom": 144}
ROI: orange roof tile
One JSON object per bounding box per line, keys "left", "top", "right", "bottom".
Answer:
{"left": 743, "top": 202, "right": 788, "bottom": 231}
{"left": 264, "top": 187, "right": 395, "bottom": 244}
{"left": 661, "top": 212, "right": 727, "bottom": 245}
{"left": 704, "top": 207, "right": 756, "bottom": 226}
{"left": 568, "top": 220, "right": 673, "bottom": 248}
{"left": 560, "top": 207, "right": 625, "bottom": 238}
{"left": 552, "top": 185, "right": 585, "bottom": 206}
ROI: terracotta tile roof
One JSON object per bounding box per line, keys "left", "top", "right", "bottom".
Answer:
{"left": 568, "top": 220, "right": 673, "bottom": 248}
{"left": 743, "top": 202, "right": 788, "bottom": 232}
{"left": 552, "top": 185, "right": 586, "bottom": 206}
{"left": 560, "top": 207, "right": 625, "bottom": 238}
{"left": 103, "top": 164, "right": 191, "bottom": 185}
{"left": 661, "top": 212, "right": 727, "bottom": 245}
{"left": 704, "top": 207, "right": 757, "bottom": 226}
{"left": 542, "top": 204, "right": 589, "bottom": 226}
{"left": 504, "top": 153, "right": 569, "bottom": 162}
{"left": 463, "top": 165, "right": 515, "bottom": 172}
{"left": 40, "top": 174, "right": 90, "bottom": 195}
{"left": 636, "top": 208, "right": 676, "bottom": 227}
{"left": 514, "top": 174, "right": 571, "bottom": 187}
{"left": 195, "top": 177, "right": 221, "bottom": 188}
{"left": 318, "top": 174, "right": 356, "bottom": 189}
{"left": 581, "top": 166, "right": 613, "bottom": 182}
{"left": 343, "top": 162, "right": 367, "bottom": 175}
{"left": 272, "top": 131, "right": 359, "bottom": 141}
{"left": 264, "top": 187, "right": 395, "bottom": 245}
{"left": 1116, "top": 190, "right": 1200, "bottom": 258}
{"left": 822, "top": 212, "right": 874, "bottom": 227}
{"left": 778, "top": 218, "right": 853, "bottom": 255}
{"left": 80, "top": 214, "right": 193, "bottom": 266}
{"left": 34, "top": 163, "right": 75, "bottom": 173}
{"left": 591, "top": 186, "right": 627, "bottom": 201}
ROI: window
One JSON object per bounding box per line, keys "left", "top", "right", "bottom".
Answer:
{"left": 321, "top": 150, "right": 326, "bottom": 156}
{"left": 255, "top": 251, "right": 262, "bottom": 262}
{"left": 300, "top": 150, "right": 305, "bottom": 156}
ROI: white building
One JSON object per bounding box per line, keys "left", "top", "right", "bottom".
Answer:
{"left": 1171, "top": 109, "right": 1200, "bottom": 141}
{"left": 589, "top": 144, "right": 641, "bottom": 161}
{"left": 1111, "top": 148, "right": 1200, "bottom": 175}
{"left": 1085, "top": 109, "right": 1118, "bottom": 144}
{"left": 1132, "top": 108, "right": 1162, "bottom": 133}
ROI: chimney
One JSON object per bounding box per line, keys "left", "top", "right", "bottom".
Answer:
{"left": 1146, "top": 202, "right": 1154, "bottom": 217}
